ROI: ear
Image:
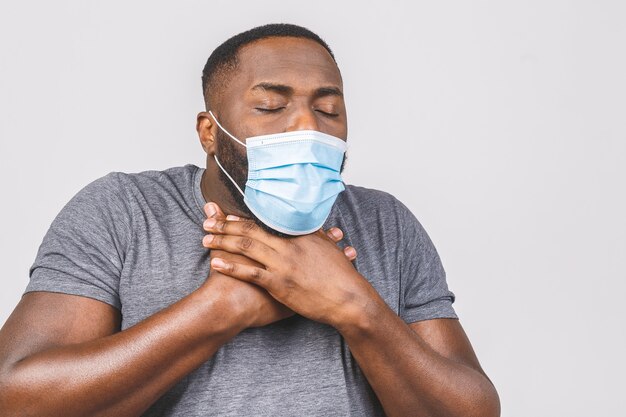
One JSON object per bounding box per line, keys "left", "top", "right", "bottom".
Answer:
{"left": 196, "top": 111, "right": 218, "bottom": 155}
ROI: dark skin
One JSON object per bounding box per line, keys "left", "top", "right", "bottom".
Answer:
{"left": 0, "top": 206, "right": 352, "bottom": 417}
{"left": 0, "top": 36, "right": 499, "bottom": 417}
{"left": 198, "top": 37, "right": 500, "bottom": 417}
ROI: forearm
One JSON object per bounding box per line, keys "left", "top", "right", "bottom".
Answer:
{"left": 0, "top": 283, "right": 245, "bottom": 417}
{"left": 337, "top": 291, "right": 500, "bottom": 417}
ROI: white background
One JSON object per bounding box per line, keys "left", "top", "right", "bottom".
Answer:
{"left": 1, "top": 1, "right": 624, "bottom": 416}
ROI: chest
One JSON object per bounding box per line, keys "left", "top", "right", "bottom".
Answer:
{"left": 117, "top": 211, "right": 401, "bottom": 330}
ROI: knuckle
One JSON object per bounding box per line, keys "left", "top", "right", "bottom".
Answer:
{"left": 291, "top": 243, "right": 304, "bottom": 256}
{"left": 242, "top": 221, "right": 257, "bottom": 234}
{"left": 284, "top": 263, "right": 298, "bottom": 279}
{"left": 213, "top": 234, "right": 224, "bottom": 246}
{"left": 250, "top": 268, "right": 263, "bottom": 282}
{"left": 286, "top": 238, "right": 302, "bottom": 253}
{"left": 239, "top": 237, "right": 254, "bottom": 251}
{"left": 283, "top": 276, "right": 296, "bottom": 291}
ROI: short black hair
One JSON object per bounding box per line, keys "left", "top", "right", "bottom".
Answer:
{"left": 201, "top": 23, "right": 336, "bottom": 110}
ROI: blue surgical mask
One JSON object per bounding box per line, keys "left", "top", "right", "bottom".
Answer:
{"left": 208, "top": 110, "right": 347, "bottom": 236}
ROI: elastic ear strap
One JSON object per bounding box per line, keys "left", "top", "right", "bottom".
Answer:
{"left": 213, "top": 155, "right": 245, "bottom": 197}
{"left": 207, "top": 110, "right": 247, "bottom": 147}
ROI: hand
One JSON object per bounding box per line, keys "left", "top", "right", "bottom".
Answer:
{"left": 201, "top": 203, "right": 293, "bottom": 328}
{"left": 201, "top": 203, "right": 357, "bottom": 329}
{"left": 223, "top": 213, "right": 358, "bottom": 262}
{"left": 202, "top": 212, "right": 374, "bottom": 330}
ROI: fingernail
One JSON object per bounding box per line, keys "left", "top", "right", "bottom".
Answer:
{"left": 207, "top": 203, "right": 216, "bottom": 218}
{"left": 211, "top": 257, "right": 226, "bottom": 268}
{"left": 204, "top": 218, "right": 216, "bottom": 229}
{"left": 226, "top": 214, "right": 241, "bottom": 221}
{"left": 203, "top": 234, "right": 214, "bottom": 245}
{"left": 345, "top": 247, "right": 356, "bottom": 257}
{"left": 331, "top": 228, "right": 342, "bottom": 239}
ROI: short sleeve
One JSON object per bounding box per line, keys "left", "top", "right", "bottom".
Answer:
{"left": 25, "top": 172, "right": 134, "bottom": 310}
{"left": 396, "top": 200, "right": 458, "bottom": 323}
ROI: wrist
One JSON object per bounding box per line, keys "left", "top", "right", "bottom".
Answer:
{"left": 332, "top": 281, "right": 384, "bottom": 338}
{"left": 195, "top": 279, "right": 250, "bottom": 337}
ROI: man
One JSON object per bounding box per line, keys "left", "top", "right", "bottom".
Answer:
{"left": 0, "top": 24, "right": 500, "bottom": 417}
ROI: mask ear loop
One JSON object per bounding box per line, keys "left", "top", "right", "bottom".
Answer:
{"left": 207, "top": 110, "right": 247, "bottom": 147}
{"left": 213, "top": 154, "right": 245, "bottom": 197}
{"left": 207, "top": 110, "right": 246, "bottom": 197}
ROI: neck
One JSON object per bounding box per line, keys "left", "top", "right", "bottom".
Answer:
{"left": 200, "top": 157, "right": 249, "bottom": 218}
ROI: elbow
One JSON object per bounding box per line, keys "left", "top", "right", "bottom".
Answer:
{"left": 0, "top": 369, "right": 17, "bottom": 415}
{"left": 469, "top": 379, "right": 501, "bottom": 417}
{"left": 0, "top": 364, "right": 39, "bottom": 417}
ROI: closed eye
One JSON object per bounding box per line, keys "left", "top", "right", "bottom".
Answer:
{"left": 316, "top": 109, "right": 339, "bottom": 117}
{"left": 255, "top": 107, "right": 285, "bottom": 113}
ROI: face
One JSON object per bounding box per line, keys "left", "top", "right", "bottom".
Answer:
{"left": 215, "top": 36, "right": 347, "bottom": 141}
{"left": 200, "top": 36, "right": 348, "bottom": 236}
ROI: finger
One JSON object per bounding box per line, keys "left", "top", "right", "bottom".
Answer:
{"left": 344, "top": 246, "right": 357, "bottom": 261}
{"left": 211, "top": 257, "right": 271, "bottom": 288}
{"left": 227, "top": 214, "right": 257, "bottom": 222}
{"left": 204, "top": 217, "right": 278, "bottom": 245}
{"left": 204, "top": 202, "right": 225, "bottom": 219}
{"left": 203, "top": 233, "right": 276, "bottom": 265}
{"left": 326, "top": 227, "right": 343, "bottom": 242}
{"left": 202, "top": 210, "right": 232, "bottom": 232}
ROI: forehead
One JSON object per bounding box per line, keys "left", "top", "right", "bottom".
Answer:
{"left": 229, "top": 37, "right": 342, "bottom": 94}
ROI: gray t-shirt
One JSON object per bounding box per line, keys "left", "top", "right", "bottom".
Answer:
{"left": 25, "top": 163, "right": 457, "bottom": 417}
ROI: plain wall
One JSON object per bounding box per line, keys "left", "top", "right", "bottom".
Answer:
{"left": 1, "top": 1, "right": 624, "bottom": 416}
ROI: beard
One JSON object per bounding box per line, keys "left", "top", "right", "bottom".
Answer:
{"left": 214, "top": 128, "right": 252, "bottom": 215}
{"left": 215, "top": 128, "right": 348, "bottom": 238}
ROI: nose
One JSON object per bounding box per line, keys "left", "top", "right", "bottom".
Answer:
{"left": 285, "top": 107, "right": 319, "bottom": 132}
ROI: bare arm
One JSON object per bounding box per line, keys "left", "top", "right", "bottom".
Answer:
{"left": 201, "top": 216, "right": 500, "bottom": 417}
{"left": 0, "top": 235, "right": 353, "bottom": 416}
{"left": 0, "top": 227, "right": 304, "bottom": 417}
{"left": 338, "top": 301, "right": 500, "bottom": 417}
{"left": 0, "top": 280, "right": 244, "bottom": 417}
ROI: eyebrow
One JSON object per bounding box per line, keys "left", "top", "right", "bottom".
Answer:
{"left": 314, "top": 86, "right": 344, "bottom": 99}
{"left": 251, "top": 82, "right": 343, "bottom": 98}
{"left": 252, "top": 82, "right": 293, "bottom": 95}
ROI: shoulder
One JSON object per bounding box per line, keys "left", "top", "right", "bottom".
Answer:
{"left": 338, "top": 184, "right": 407, "bottom": 214}
{"left": 54, "top": 164, "right": 199, "bottom": 231}
{"left": 57, "top": 170, "right": 130, "bottom": 222}
{"left": 339, "top": 184, "right": 400, "bottom": 208}
{"left": 106, "top": 163, "right": 200, "bottom": 208}
{"left": 113, "top": 163, "right": 198, "bottom": 193}
{"left": 337, "top": 184, "right": 419, "bottom": 227}
{"left": 65, "top": 164, "right": 194, "bottom": 204}
{"left": 334, "top": 183, "right": 433, "bottom": 250}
